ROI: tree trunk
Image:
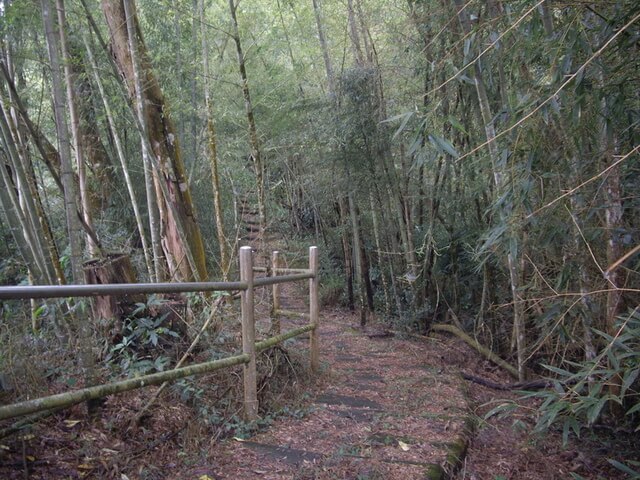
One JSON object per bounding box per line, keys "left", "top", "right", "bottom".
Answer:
{"left": 0, "top": 100, "right": 57, "bottom": 285}
{"left": 70, "top": 40, "right": 113, "bottom": 213}
{"left": 348, "top": 190, "right": 369, "bottom": 325}
{"left": 347, "top": 0, "right": 364, "bottom": 66}
{"left": 454, "top": 0, "right": 526, "bottom": 380}
{"left": 601, "top": 99, "right": 625, "bottom": 418}
{"left": 102, "top": 0, "right": 208, "bottom": 282}
{"left": 83, "top": 253, "right": 142, "bottom": 342}
{"left": 0, "top": 153, "right": 45, "bottom": 282}
{"left": 82, "top": 33, "right": 154, "bottom": 281}
{"left": 338, "top": 198, "right": 355, "bottom": 311}
{"left": 370, "top": 192, "right": 391, "bottom": 316}
{"left": 42, "top": 0, "right": 97, "bottom": 412}
{"left": 200, "top": 0, "right": 229, "bottom": 279}
{"left": 56, "top": 0, "right": 99, "bottom": 257}
{"left": 311, "top": 0, "right": 336, "bottom": 97}
{"left": 228, "top": 0, "right": 267, "bottom": 239}
{"left": 41, "top": 0, "right": 84, "bottom": 284}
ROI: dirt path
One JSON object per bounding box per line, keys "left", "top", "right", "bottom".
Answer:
{"left": 204, "top": 197, "right": 471, "bottom": 479}
{"left": 206, "top": 308, "right": 471, "bottom": 479}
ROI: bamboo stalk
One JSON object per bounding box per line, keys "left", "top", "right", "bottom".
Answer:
{"left": 56, "top": 0, "right": 97, "bottom": 256}
{"left": 255, "top": 324, "right": 315, "bottom": 353}
{"left": 254, "top": 273, "right": 313, "bottom": 288}
{"left": 0, "top": 354, "right": 249, "bottom": 421}
{"left": 0, "top": 281, "right": 245, "bottom": 301}
{"left": 200, "top": 0, "right": 229, "bottom": 279}
{"left": 82, "top": 33, "right": 154, "bottom": 281}
{"left": 229, "top": 0, "right": 267, "bottom": 237}
{"left": 121, "top": 0, "right": 164, "bottom": 282}
{"left": 41, "top": 0, "right": 83, "bottom": 284}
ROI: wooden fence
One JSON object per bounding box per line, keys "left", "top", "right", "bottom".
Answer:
{"left": 0, "top": 246, "right": 319, "bottom": 423}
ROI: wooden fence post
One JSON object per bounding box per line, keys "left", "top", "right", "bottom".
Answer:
{"left": 239, "top": 246, "right": 258, "bottom": 421}
{"left": 309, "top": 246, "right": 320, "bottom": 373}
{"left": 270, "top": 250, "right": 281, "bottom": 334}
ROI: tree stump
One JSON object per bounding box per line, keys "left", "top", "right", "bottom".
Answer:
{"left": 83, "top": 253, "right": 142, "bottom": 342}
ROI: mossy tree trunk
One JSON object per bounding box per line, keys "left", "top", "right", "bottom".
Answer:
{"left": 101, "top": 0, "right": 208, "bottom": 282}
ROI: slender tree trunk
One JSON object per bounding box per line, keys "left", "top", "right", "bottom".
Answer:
{"left": 188, "top": 0, "right": 199, "bottom": 182}
{"left": 0, "top": 153, "right": 45, "bottom": 282}
{"left": 346, "top": 0, "right": 364, "bottom": 66}
{"left": 200, "top": 0, "right": 229, "bottom": 279}
{"left": 338, "top": 198, "right": 355, "bottom": 311}
{"left": 41, "top": 0, "right": 84, "bottom": 284}
{"left": 1, "top": 51, "right": 64, "bottom": 286}
{"left": 173, "top": 0, "right": 184, "bottom": 158}
{"left": 454, "top": 0, "right": 526, "bottom": 380}
{"left": 0, "top": 104, "right": 55, "bottom": 284}
{"left": 600, "top": 92, "right": 625, "bottom": 416}
{"left": 42, "top": 0, "right": 97, "bottom": 410}
{"left": 311, "top": 0, "right": 335, "bottom": 97}
{"left": 83, "top": 33, "right": 154, "bottom": 281}
{"left": 122, "top": 0, "right": 164, "bottom": 282}
{"left": 370, "top": 192, "right": 390, "bottom": 316}
{"left": 70, "top": 40, "right": 113, "bottom": 213}
{"left": 228, "top": 0, "right": 266, "bottom": 238}
{"left": 0, "top": 61, "right": 64, "bottom": 188}
{"left": 56, "top": 0, "right": 98, "bottom": 257}
{"left": 348, "top": 190, "right": 369, "bottom": 325}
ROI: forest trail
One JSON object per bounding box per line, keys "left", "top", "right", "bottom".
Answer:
{"left": 210, "top": 307, "right": 472, "bottom": 479}
{"left": 202, "top": 196, "right": 472, "bottom": 479}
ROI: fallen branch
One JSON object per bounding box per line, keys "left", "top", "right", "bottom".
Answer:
{"left": 431, "top": 323, "right": 519, "bottom": 379}
{"left": 461, "top": 373, "right": 552, "bottom": 390}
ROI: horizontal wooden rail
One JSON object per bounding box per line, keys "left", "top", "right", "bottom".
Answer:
{"left": 0, "top": 322, "right": 317, "bottom": 422}
{"left": 0, "top": 246, "right": 320, "bottom": 423}
{"left": 0, "top": 281, "right": 246, "bottom": 300}
{"left": 254, "top": 273, "right": 313, "bottom": 287}
{"left": 251, "top": 267, "right": 312, "bottom": 276}
{"left": 275, "top": 309, "right": 310, "bottom": 318}
{"left": 256, "top": 324, "right": 316, "bottom": 353}
{"left": 274, "top": 267, "right": 311, "bottom": 274}
{"left": 0, "top": 354, "right": 250, "bottom": 421}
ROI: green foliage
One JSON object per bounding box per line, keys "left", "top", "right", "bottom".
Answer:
{"left": 525, "top": 309, "right": 640, "bottom": 444}
{"left": 104, "top": 297, "right": 178, "bottom": 377}
{"left": 608, "top": 459, "right": 640, "bottom": 479}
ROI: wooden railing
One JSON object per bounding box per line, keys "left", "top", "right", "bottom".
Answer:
{"left": 0, "top": 246, "right": 319, "bottom": 422}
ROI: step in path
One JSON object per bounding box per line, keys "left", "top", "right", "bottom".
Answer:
{"left": 210, "top": 310, "right": 472, "bottom": 479}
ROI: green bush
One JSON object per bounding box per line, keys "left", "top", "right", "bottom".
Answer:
{"left": 526, "top": 308, "right": 640, "bottom": 444}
